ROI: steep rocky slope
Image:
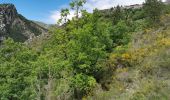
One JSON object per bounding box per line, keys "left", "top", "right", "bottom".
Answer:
{"left": 0, "top": 4, "right": 47, "bottom": 42}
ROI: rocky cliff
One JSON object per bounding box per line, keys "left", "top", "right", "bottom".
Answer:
{"left": 0, "top": 4, "right": 47, "bottom": 42}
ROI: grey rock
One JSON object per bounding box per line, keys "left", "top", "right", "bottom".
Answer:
{"left": 0, "top": 4, "right": 47, "bottom": 42}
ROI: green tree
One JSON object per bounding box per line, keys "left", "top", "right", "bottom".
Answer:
{"left": 58, "top": 8, "right": 70, "bottom": 24}
{"left": 113, "top": 5, "right": 123, "bottom": 24}
{"left": 70, "top": 0, "right": 86, "bottom": 28}
{"left": 0, "top": 38, "right": 37, "bottom": 100}
{"left": 70, "top": 0, "right": 86, "bottom": 19}
{"left": 143, "top": 0, "right": 164, "bottom": 24}
{"left": 64, "top": 11, "right": 113, "bottom": 98}
{"left": 71, "top": 73, "right": 96, "bottom": 99}
{"left": 33, "top": 26, "right": 74, "bottom": 99}
{"left": 111, "top": 20, "right": 130, "bottom": 47}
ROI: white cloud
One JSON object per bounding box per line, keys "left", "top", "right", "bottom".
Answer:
{"left": 50, "top": 11, "right": 61, "bottom": 23}
{"left": 85, "top": 0, "right": 166, "bottom": 11}
{"left": 48, "top": 10, "right": 75, "bottom": 24}
{"left": 85, "top": 0, "right": 145, "bottom": 12}
{"left": 47, "top": 0, "right": 166, "bottom": 24}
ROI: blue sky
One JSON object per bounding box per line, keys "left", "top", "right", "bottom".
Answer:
{"left": 0, "top": 0, "right": 70, "bottom": 24}
{"left": 0, "top": 0, "right": 148, "bottom": 24}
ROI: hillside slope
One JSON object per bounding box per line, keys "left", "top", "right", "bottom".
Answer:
{"left": 1, "top": 1, "right": 170, "bottom": 100}
{"left": 87, "top": 14, "right": 170, "bottom": 100}
{"left": 0, "top": 4, "right": 47, "bottom": 42}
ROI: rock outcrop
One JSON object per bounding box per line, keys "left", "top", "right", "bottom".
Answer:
{"left": 0, "top": 4, "right": 47, "bottom": 42}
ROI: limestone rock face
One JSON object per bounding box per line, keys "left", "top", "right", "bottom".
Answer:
{"left": 0, "top": 4, "right": 47, "bottom": 42}
{"left": 0, "top": 4, "right": 16, "bottom": 36}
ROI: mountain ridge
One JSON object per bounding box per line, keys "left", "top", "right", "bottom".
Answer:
{"left": 0, "top": 3, "right": 48, "bottom": 42}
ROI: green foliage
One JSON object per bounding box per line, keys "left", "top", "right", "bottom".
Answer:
{"left": 70, "top": 0, "right": 86, "bottom": 19}
{"left": 70, "top": 0, "right": 86, "bottom": 11}
{"left": 111, "top": 20, "right": 130, "bottom": 47}
{"left": 58, "top": 8, "right": 70, "bottom": 24}
{"left": 143, "top": 0, "right": 164, "bottom": 24}
{"left": 112, "top": 6, "right": 124, "bottom": 24}
{"left": 70, "top": 0, "right": 86, "bottom": 29}
{"left": 1, "top": 1, "right": 170, "bottom": 100}
{"left": 71, "top": 73, "right": 96, "bottom": 98}
{"left": 68, "top": 16, "right": 112, "bottom": 75}
{"left": 0, "top": 38, "right": 37, "bottom": 100}
{"left": 132, "top": 9, "right": 145, "bottom": 20}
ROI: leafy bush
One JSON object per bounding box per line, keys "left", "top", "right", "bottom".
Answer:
{"left": 71, "top": 73, "right": 96, "bottom": 98}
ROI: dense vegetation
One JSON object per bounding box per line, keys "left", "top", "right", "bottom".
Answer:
{"left": 1, "top": 0, "right": 170, "bottom": 100}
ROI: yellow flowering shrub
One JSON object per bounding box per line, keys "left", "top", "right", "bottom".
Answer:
{"left": 157, "top": 38, "right": 170, "bottom": 46}
{"left": 110, "top": 53, "right": 118, "bottom": 61}
{"left": 122, "top": 53, "right": 131, "bottom": 60}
